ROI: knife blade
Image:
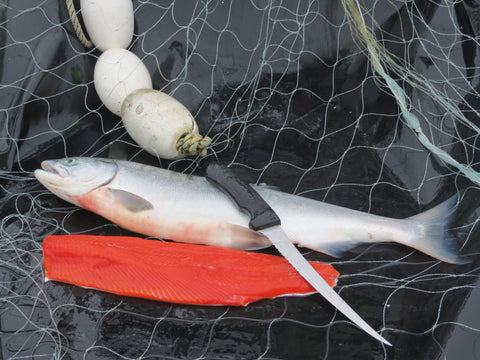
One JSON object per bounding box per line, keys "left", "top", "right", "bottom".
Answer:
{"left": 205, "top": 163, "right": 391, "bottom": 346}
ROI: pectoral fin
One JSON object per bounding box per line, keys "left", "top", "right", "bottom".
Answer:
{"left": 108, "top": 188, "right": 154, "bottom": 212}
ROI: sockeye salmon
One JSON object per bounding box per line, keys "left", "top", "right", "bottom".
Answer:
{"left": 43, "top": 235, "right": 339, "bottom": 306}
{"left": 34, "top": 157, "right": 466, "bottom": 263}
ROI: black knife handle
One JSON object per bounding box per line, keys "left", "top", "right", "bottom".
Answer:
{"left": 206, "top": 163, "right": 281, "bottom": 231}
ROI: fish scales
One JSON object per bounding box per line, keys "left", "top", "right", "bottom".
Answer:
{"left": 34, "top": 157, "right": 467, "bottom": 263}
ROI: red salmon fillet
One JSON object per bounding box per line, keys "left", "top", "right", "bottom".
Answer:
{"left": 43, "top": 235, "right": 339, "bottom": 306}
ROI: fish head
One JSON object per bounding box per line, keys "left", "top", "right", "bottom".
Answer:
{"left": 34, "top": 157, "right": 117, "bottom": 206}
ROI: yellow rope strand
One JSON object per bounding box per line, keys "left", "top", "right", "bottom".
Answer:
{"left": 65, "top": 0, "right": 93, "bottom": 48}
{"left": 176, "top": 133, "right": 212, "bottom": 156}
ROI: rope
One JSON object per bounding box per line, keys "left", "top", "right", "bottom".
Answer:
{"left": 65, "top": 0, "right": 93, "bottom": 48}
{"left": 341, "top": 0, "right": 480, "bottom": 186}
{"left": 176, "top": 133, "right": 212, "bottom": 157}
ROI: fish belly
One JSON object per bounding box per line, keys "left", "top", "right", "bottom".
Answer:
{"left": 77, "top": 185, "right": 272, "bottom": 249}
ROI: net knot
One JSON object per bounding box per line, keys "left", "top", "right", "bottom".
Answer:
{"left": 176, "top": 133, "right": 212, "bottom": 156}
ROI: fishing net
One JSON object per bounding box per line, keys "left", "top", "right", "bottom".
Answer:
{"left": 1, "top": 0, "right": 480, "bottom": 358}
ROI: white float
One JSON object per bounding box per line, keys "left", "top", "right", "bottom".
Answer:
{"left": 80, "top": 0, "right": 134, "bottom": 51}
{"left": 121, "top": 89, "right": 200, "bottom": 159}
{"left": 94, "top": 48, "right": 152, "bottom": 116}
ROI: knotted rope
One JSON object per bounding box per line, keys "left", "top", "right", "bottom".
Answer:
{"left": 176, "top": 134, "right": 212, "bottom": 157}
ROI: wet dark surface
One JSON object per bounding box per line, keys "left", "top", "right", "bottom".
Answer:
{"left": 0, "top": 1, "right": 480, "bottom": 359}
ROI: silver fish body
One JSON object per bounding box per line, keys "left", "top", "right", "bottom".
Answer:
{"left": 34, "top": 157, "right": 466, "bottom": 263}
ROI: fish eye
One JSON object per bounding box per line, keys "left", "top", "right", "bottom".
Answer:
{"left": 65, "top": 158, "right": 76, "bottom": 166}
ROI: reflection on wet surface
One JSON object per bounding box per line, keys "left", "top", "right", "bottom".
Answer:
{"left": 0, "top": 1, "right": 479, "bottom": 359}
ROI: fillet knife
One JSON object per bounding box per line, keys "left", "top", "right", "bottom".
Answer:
{"left": 206, "top": 163, "right": 391, "bottom": 346}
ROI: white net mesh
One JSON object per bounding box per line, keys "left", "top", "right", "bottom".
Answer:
{"left": 1, "top": 0, "right": 480, "bottom": 358}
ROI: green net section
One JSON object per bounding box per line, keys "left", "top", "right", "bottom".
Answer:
{"left": 0, "top": 1, "right": 479, "bottom": 359}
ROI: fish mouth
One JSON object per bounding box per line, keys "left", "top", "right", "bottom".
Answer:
{"left": 40, "top": 160, "right": 69, "bottom": 177}
{"left": 34, "top": 160, "right": 81, "bottom": 207}
{"left": 34, "top": 160, "right": 69, "bottom": 188}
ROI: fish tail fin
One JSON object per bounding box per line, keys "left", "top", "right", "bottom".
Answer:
{"left": 405, "top": 193, "right": 469, "bottom": 264}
